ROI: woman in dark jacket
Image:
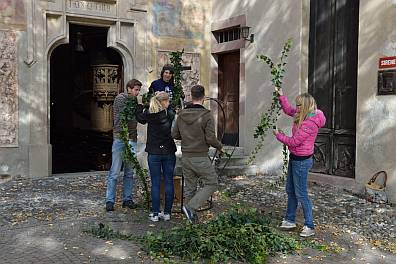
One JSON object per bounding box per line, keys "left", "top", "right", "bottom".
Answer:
{"left": 136, "top": 92, "right": 176, "bottom": 222}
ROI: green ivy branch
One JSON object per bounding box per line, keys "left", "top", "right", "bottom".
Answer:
{"left": 119, "top": 97, "right": 150, "bottom": 210}
{"left": 169, "top": 49, "right": 185, "bottom": 108}
{"left": 247, "top": 39, "right": 293, "bottom": 179}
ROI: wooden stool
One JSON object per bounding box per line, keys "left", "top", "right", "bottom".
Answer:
{"left": 160, "top": 175, "right": 184, "bottom": 211}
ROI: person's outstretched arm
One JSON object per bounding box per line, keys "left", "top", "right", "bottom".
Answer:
{"left": 275, "top": 87, "right": 297, "bottom": 117}
{"left": 275, "top": 121, "right": 314, "bottom": 147}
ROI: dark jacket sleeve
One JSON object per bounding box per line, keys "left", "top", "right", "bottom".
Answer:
{"left": 171, "top": 116, "right": 181, "bottom": 140}
{"left": 205, "top": 115, "right": 223, "bottom": 150}
{"left": 135, "top": 104, "right": 147, "bottom": 124}
{"left": 167, "top": 108, "right": 176, "bottom": 122}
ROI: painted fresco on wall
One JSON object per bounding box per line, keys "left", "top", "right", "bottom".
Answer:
{"left": 157, "top": 51, "right": 200, "bottom": 101}
{"left": 152, "top": 0, "right": 204, "bottom": 39}
{"left": 0, "top": 30, "right": 18, "bottom": 146}
{"left": 0, "top": 0, "right": 25, "bottom": 26}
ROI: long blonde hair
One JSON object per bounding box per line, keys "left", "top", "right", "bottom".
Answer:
{"left": 294, "top": 93, "right": 317, "bottom": 128}
{"left": 149, "top": 91, "right": 169, "bottom": 113}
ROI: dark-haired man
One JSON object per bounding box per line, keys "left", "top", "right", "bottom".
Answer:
{"left": 149, "top": 64, "right": 174, "bottom": 100}
{"left": 171, "top": 85, "right": 223, "bottom": 222}
{"left": 105, "top": 79, "right": 143, "bottom": 212}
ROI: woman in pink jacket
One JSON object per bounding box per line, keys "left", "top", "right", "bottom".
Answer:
{"left": 273, "top": 87, "right": 326, "bottom": 237}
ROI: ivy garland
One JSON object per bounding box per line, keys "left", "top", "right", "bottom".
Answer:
{"left": 119, "top": 97, "right": 150, "bottom": 210}
{"left": 169, "top": 49, "right": 185, "bottom": 108}
{"left": 247, "top": 39, "right": 293, "bottom": 179}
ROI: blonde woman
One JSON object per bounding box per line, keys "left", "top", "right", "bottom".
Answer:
{"left": 136, "top": 92, "right": 176, "bottom": 222}
{"left": 273, "top": 87, "right": 326, "bottom": 237}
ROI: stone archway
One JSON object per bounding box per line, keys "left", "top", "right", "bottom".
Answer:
{"left": 49, "top": 24, "right": 125, "bottom": 173}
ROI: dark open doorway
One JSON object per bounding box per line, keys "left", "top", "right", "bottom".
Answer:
{"left": 50, "top": 24, "right": 123, "bottom": 174}
{"left": 217, "top": 51, "right": 240, "bottom": 146}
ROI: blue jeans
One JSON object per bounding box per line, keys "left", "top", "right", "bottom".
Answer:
{"left": 147, "top": 154, "right": 176, "bottom": 214}
{"left": 105, "top": 139, "right": 137, "bottom": 204}
{"left": 285, "top": 158, "right": 314, "bottom": 229}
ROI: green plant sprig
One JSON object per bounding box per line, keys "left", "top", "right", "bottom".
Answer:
{"left": 247, "top": 39, "right": 293, "bottom": 170}
{"left": 169, "top": 49, "right": 185, "bottom": 108}
{"left": 119, "top": 97, "right": 150, "bottom": 210}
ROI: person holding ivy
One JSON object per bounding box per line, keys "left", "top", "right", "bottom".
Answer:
{"left": 105, "top": 79, "right": 144, "bottom": 212}
{"left": 273, "top": 87, "right": 326, "bottom": 237}
{"left": 136, "top": 92, "right": 177, "bottom": 222}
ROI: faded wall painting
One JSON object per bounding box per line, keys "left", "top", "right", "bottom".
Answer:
{"left": 0, "top": 0, "right": 25, "bottom": 26}
{"left": 152, "top": 0, "right": 204, "bottom": 38}
{"left": 157, "top": 51, "right": 200, "bottom": 100}
{"left": 0, "top": 30, "right": 18, "bottom": 146}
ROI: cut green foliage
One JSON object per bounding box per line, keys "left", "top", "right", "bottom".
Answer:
{"left": 141, "top": 207, "right": 302, "bottom": 264}
{"left": 85, "top": 206, "right": 327, "bottom": 264}
{"left": 169, "top": 49, "right": 185, "bottom": 108}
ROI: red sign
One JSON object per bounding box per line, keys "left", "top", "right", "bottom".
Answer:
{"left": 379, "top": 56, "right": 396, "bottom": 69}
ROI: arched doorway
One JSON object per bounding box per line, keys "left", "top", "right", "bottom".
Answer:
{"left": 50, "top": 24, "right": 123, "bottom": 174}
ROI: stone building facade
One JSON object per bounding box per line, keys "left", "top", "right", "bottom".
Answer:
{"left": 1, "top": 0, "right": 396, "bottom": 203}
{"left": 210, "top": 0, "right": 396, "bottom": 203}
{"left": 0, "top": 0, "right": 211, "bottom": 176}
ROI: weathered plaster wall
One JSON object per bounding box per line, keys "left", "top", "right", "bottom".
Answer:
{"left": 211, "top": 0, "right": 303, "bottom": 173}
{"left": 356, "top": 0, "right": 396, "bottom": 202}
{"left": 148, "top": 0, "right": 211, "bottom": 92}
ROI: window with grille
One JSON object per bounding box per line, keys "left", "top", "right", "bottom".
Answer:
{"left": 213, "top": 27, "right": 241, "bottom": 43}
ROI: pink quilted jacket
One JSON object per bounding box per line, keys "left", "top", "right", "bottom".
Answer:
{"left": 275, "top": 95, "right": 326, "bottom": 156}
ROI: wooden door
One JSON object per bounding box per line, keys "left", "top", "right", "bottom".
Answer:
{"left": 308, "top": 0, "right": 359, "bottom": 177}
{"left": 218, "top": 51, "right": 240, "bottom": 146}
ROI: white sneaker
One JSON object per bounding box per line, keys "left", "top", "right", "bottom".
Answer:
{"left": 149, "top": 213, "right": 159, "bottom": 222}
{"left": 300, "top": 226, "right": 315, "bottom": 237}
{"left": 159, "top": 212, "right": 171, "bottom": 221}
{"left": 280, "top": 220, "right": 297, "bottom": 229}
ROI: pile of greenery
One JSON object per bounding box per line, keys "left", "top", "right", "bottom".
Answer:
{"left": 86, "top": 206, "right": 326, "bottom": 263}
{"left": 141, "top": 207, "right": 302, "bottom": 263}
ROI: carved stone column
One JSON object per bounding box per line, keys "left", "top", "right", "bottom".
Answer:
{"left": 91, "top": 64, "right": 120, "bottom": 132}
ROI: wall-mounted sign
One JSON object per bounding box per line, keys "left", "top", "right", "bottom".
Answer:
{"left": 378, "top": 69, "right": 396, "bottom": 95}
{"left": 379, "top": 56, "right": 396, "bottom": 69}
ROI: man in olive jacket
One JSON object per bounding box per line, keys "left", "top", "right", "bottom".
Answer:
{"left": 172, "top": 85, "right": 223, "bottom": 222}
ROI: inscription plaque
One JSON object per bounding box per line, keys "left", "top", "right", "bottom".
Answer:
{"left": 66, "top": 0, "right": 116, "bottom": 16}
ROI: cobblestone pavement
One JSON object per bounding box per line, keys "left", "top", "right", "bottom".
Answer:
{"left": 0, "top": 172, "right": 395, "bottom": 263}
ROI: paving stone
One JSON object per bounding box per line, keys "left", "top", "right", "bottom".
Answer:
{"left": 0, "top": 172, "right": 395, "bottom": 263}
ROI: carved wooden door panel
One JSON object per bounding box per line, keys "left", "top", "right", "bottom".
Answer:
{"left": 218, "top": 51, "right": 240, "bottom": 146}
{"left": 308, "top": 0, "right": 359, "bottom": 177}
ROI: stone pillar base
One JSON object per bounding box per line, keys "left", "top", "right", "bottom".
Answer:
{"left": 29, "top": 144, "right": 52, "bottom": 178}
